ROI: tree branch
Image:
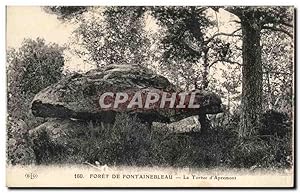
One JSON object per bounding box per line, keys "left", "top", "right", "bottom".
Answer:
{"left": 263, "top": 20, "right": 293, "bottom": 28}
{"left": 234, "top": 45, "right": 242, "bottom": 51}
{"left": 278, "top": 21, "right": 293, "bottom": 28}
{"left": 263, "top": 70, "right": 292, "bottom": 75}
{"left": 222, "top": 7, "right": 243, "bottom": 17}
{"left": 209, "top": 59, "right": 242, "bottom": 67}
{"left": 262, "top": 26, "right": 293, "bottom": 38}
{"left": 205, "top": 28, "right": 242, "bottom": 43}
{"left": 230, "top": 19, "right": 241, "bottom": 24}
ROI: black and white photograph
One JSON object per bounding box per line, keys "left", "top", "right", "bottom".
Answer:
{"left": 5, "top": 5, "right": 295, "bottom": 188}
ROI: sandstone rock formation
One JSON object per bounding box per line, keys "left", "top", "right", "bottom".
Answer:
{"left": 29, "top": 64, "right": 223, "bottom": 164}
{"left": 31, "top": 64, "right": 223, "bottom": 123}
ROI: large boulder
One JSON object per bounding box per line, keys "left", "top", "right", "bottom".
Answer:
{"left": 28, "top": 115, "right": 151, "bottom": 164}
{"left": 28, "top": 119, "right": 88, "bottom": 164}
{"left": 31, "top": 64, "right": 222, "bottom": 123}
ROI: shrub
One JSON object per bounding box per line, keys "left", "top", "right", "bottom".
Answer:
{"left": 259, "top": 110, "right": 292, "bottom": 137}
{"left": 229, "top": 135, "right": 292, "bottom": 168}
{"left": 7, "top": 119, "right": 36, "bottom": 165}
{"left": 229, "top": 109, "right": 293, "bottom": 168}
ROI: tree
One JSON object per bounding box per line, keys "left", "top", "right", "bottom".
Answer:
{"left": 151, "top": 7, "right": 243, "bottom": 132}
{"left": 152, "top": 6, "right": 293, "bottom": 137}
{"left": 218, "top": 7, "right": 293, "bottom": 138}
{"left": 43, "top": 6, "right": 89, "bottom": 20}
{"left": 73, "top": 7, "right": 151, "bottom": 67}
{"left": 151, "top": 7, "right": 240, "bottom": 90}
{"left": 45, "top": 6, "right": 151, "bottom": 67}
{"left": 7, "top": 38, "right": 65, "bottom": 124}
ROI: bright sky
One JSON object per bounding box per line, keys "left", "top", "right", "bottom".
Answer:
{"left": 6, "top": 6, "right": 238, "bottom": 48}
{"left": 6, "top": 6, "right": 92, "bottom": 71}
{"left": 6, "top": 6, "right": 75, "bottom": 48}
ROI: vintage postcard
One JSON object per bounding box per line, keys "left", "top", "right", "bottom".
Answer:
{"left": 6, "top": 6, "right": 295, "bottom": 188}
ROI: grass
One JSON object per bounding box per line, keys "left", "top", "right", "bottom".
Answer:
{"left": 16, "top": 112, "right": 293, "bottom": 169}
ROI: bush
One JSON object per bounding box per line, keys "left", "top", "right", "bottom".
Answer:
{"left": 230, "top": 135, "right": 292, "bottom": 168}
{"left": 6, "top": 38, "right": 64, "bottom": 165}
{"left": 7, "top": 119, "right": 36, "bottom": 165}
{"left": 259, "top": 110, "right": 292, "bottom": 137}
{"left": 227, "top": 109, "right": 293, "bottom": 168}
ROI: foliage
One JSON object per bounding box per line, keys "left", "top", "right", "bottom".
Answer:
{"left": 259, "top": 110, "right": 292, "bottom": 137}
{"left": 230, "top": 135, "right": 292, "bottom": 168}
{"left": 71, "top": 7, "right": 151, "bottom": 67}
{"left": 7, "top": 38, "right": 64, "bottom": 124}
{"left": 7, "top": 38, "right": 65, "bottom": 165}
{"left": 43, "top": 6, "right": 89, "bottom": 20}
{"left": 151, "top": 7, "right": 210, "bottom": 63}
{"left": 7, "top": 119, "right": 36, "bottom": 165}
{"left": 261, "top": 30, "right": 294, "bottom": 112}
{"left": 151, "top": 7, "right": 240, "bottom": 90}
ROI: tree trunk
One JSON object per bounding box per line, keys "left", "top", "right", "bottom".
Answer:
{"left": 239, "top": 17, "right": 263, "bottom": 138}
{"left": 201, "top": 48, "right": 209, "bottom": 90}
{"left": 198, "top": 113, "right": 210, "bottom": 134}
